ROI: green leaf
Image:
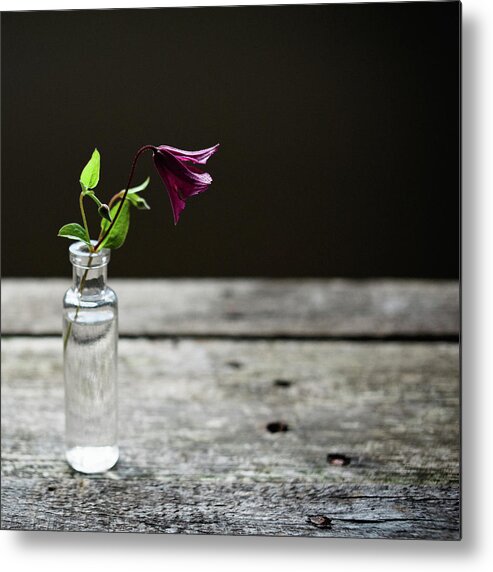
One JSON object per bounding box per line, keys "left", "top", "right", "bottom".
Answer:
{"left": 126, "top": 177, "right": 150, "bottom": 195}
{"left": 127, "top": 193, "right": 151, "bottom": 210}
{"left": 58, "top": 223, "right": 91, "bottom": 246}
{"left": 80, "top": 148, "right": 100, "bottom": 190}
{"left": 100, "top": 200, "right": 130, "bottom": 249}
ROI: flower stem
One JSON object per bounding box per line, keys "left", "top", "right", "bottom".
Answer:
{"left": 79, "top": 192, "right": 94, "bottom": 253}
{"left": 63, "top": 256, "right": 94, "bottom": 351}
{"left": 94, "top": 145, "right": 154, "bottom": 251}
{"left": 108, "top": 191, "right": 124, "bottom": 210}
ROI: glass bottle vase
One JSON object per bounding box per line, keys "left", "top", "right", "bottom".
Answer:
{"left": 62, "top": 241, "right": 118, "bottom": 473}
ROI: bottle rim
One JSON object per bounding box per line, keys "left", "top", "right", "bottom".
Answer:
{"left": 69, "top": 241, "right": 111, "bottom": 269}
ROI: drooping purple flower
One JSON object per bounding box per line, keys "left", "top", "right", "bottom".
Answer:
{"left": 151, "top": 143, "right": 219, "bottom": 224}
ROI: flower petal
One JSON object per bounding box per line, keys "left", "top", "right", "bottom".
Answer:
{"left": 153, "top": 154, "right": 186, "bottom": 225}
{"left": 155, "top": 148, "right": 213, "bottom": 198}
{"left": 152, "top": 143, "right": 218, "bottom": 224}
{"left": 155, "top": 143, "right": 220, "bottom": 165}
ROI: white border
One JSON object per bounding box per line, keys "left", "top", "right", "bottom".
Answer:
{"left": 2, "top": 0, "right": 492, "bottom": 570}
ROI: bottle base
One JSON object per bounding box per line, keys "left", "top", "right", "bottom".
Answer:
{"left": 66, "top": 445, "right": 119, "bottom": 474}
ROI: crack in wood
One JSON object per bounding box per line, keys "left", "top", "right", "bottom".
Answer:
{"left": 1, "top": 333, "right": 460, "bottom": 343}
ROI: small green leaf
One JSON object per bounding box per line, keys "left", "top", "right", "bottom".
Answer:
{"left": 127, "top": 193, "right": 151, "bottom": 210}
{"left": 126, "top": 177, "right": 150, "bottom": 195}
{"left": 100, "top": 200, "right": 130, "bottom": 249}
{"left": 80, "top": 148, "right": 100, "bottom": 190}
{"left": 58, "top": 223, "right": 91, "bottom": 246}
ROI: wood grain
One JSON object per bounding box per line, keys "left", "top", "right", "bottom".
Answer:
{"left": 1, "top": 278, "right": 459, "bottom": 337}
{"left": 1, "top": 337, "right": 460, "bottom": 538}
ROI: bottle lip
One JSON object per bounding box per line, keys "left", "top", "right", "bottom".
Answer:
{"left": 69, "top": 241, "right": 111, "bottom": 269}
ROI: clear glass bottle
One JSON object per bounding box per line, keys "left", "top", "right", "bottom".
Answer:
{"left": 63, "top": 241, "right": 118, "bottom": 473}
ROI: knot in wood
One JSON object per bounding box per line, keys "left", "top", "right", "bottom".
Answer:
{"left": 308, "top": 515, "right": 332, "bottom": 528}
{"left": 266, "top": 421, "right": 289, "bottom": 433}
{"left": 327, "top": 453, "right": 351, "bottom": 466}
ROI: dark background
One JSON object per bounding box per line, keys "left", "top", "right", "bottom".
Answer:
{"left": 1, "top": 2, "right": 460, "bottom": 278}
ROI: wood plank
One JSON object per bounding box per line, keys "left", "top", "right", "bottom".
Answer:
{"left": 1, "top": 278, "right": 459, "bottom": 337}
{"left": 1, "top": 337, "right": 460, "bottom": 538}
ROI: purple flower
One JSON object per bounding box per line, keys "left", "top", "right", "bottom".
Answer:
{"left": 151, "top": 143, "right": 219, "bottom": 224}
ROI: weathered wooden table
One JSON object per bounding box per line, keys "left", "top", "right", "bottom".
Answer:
{"left": 1, "top": 279, "right": 460, "bottom": 539}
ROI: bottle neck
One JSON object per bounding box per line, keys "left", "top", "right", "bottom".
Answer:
{"left": 72, "top": 262, "right": 108, "bottom": 297}
{"left": 69, "top": 241, "right": 111, "bottom": 298}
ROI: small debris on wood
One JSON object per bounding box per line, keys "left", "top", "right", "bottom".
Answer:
{"left": 273, "top": 379, "right": 292, "bottom": 387}
{"left": 266, "top": 421, "right": 289, "bottom": 433}
{"left": 226, "top": 361, "right": 243, "bottom": 369}
{"left": 327, "top": 453, "right": 351, "bottom": 466}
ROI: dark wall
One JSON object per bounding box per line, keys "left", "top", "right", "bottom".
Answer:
{"left": 1, "top": 2, "right": 460, "bottom": 278}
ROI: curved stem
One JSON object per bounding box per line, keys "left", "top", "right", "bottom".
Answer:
{"left": 108, "top": 191, "right": 124, "bottom": 210}
{"left": 94, "top": 145, "right": 154, "bottom": 251}
{"left": 86, "top": 191, "right": 103, "bottom": 210}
